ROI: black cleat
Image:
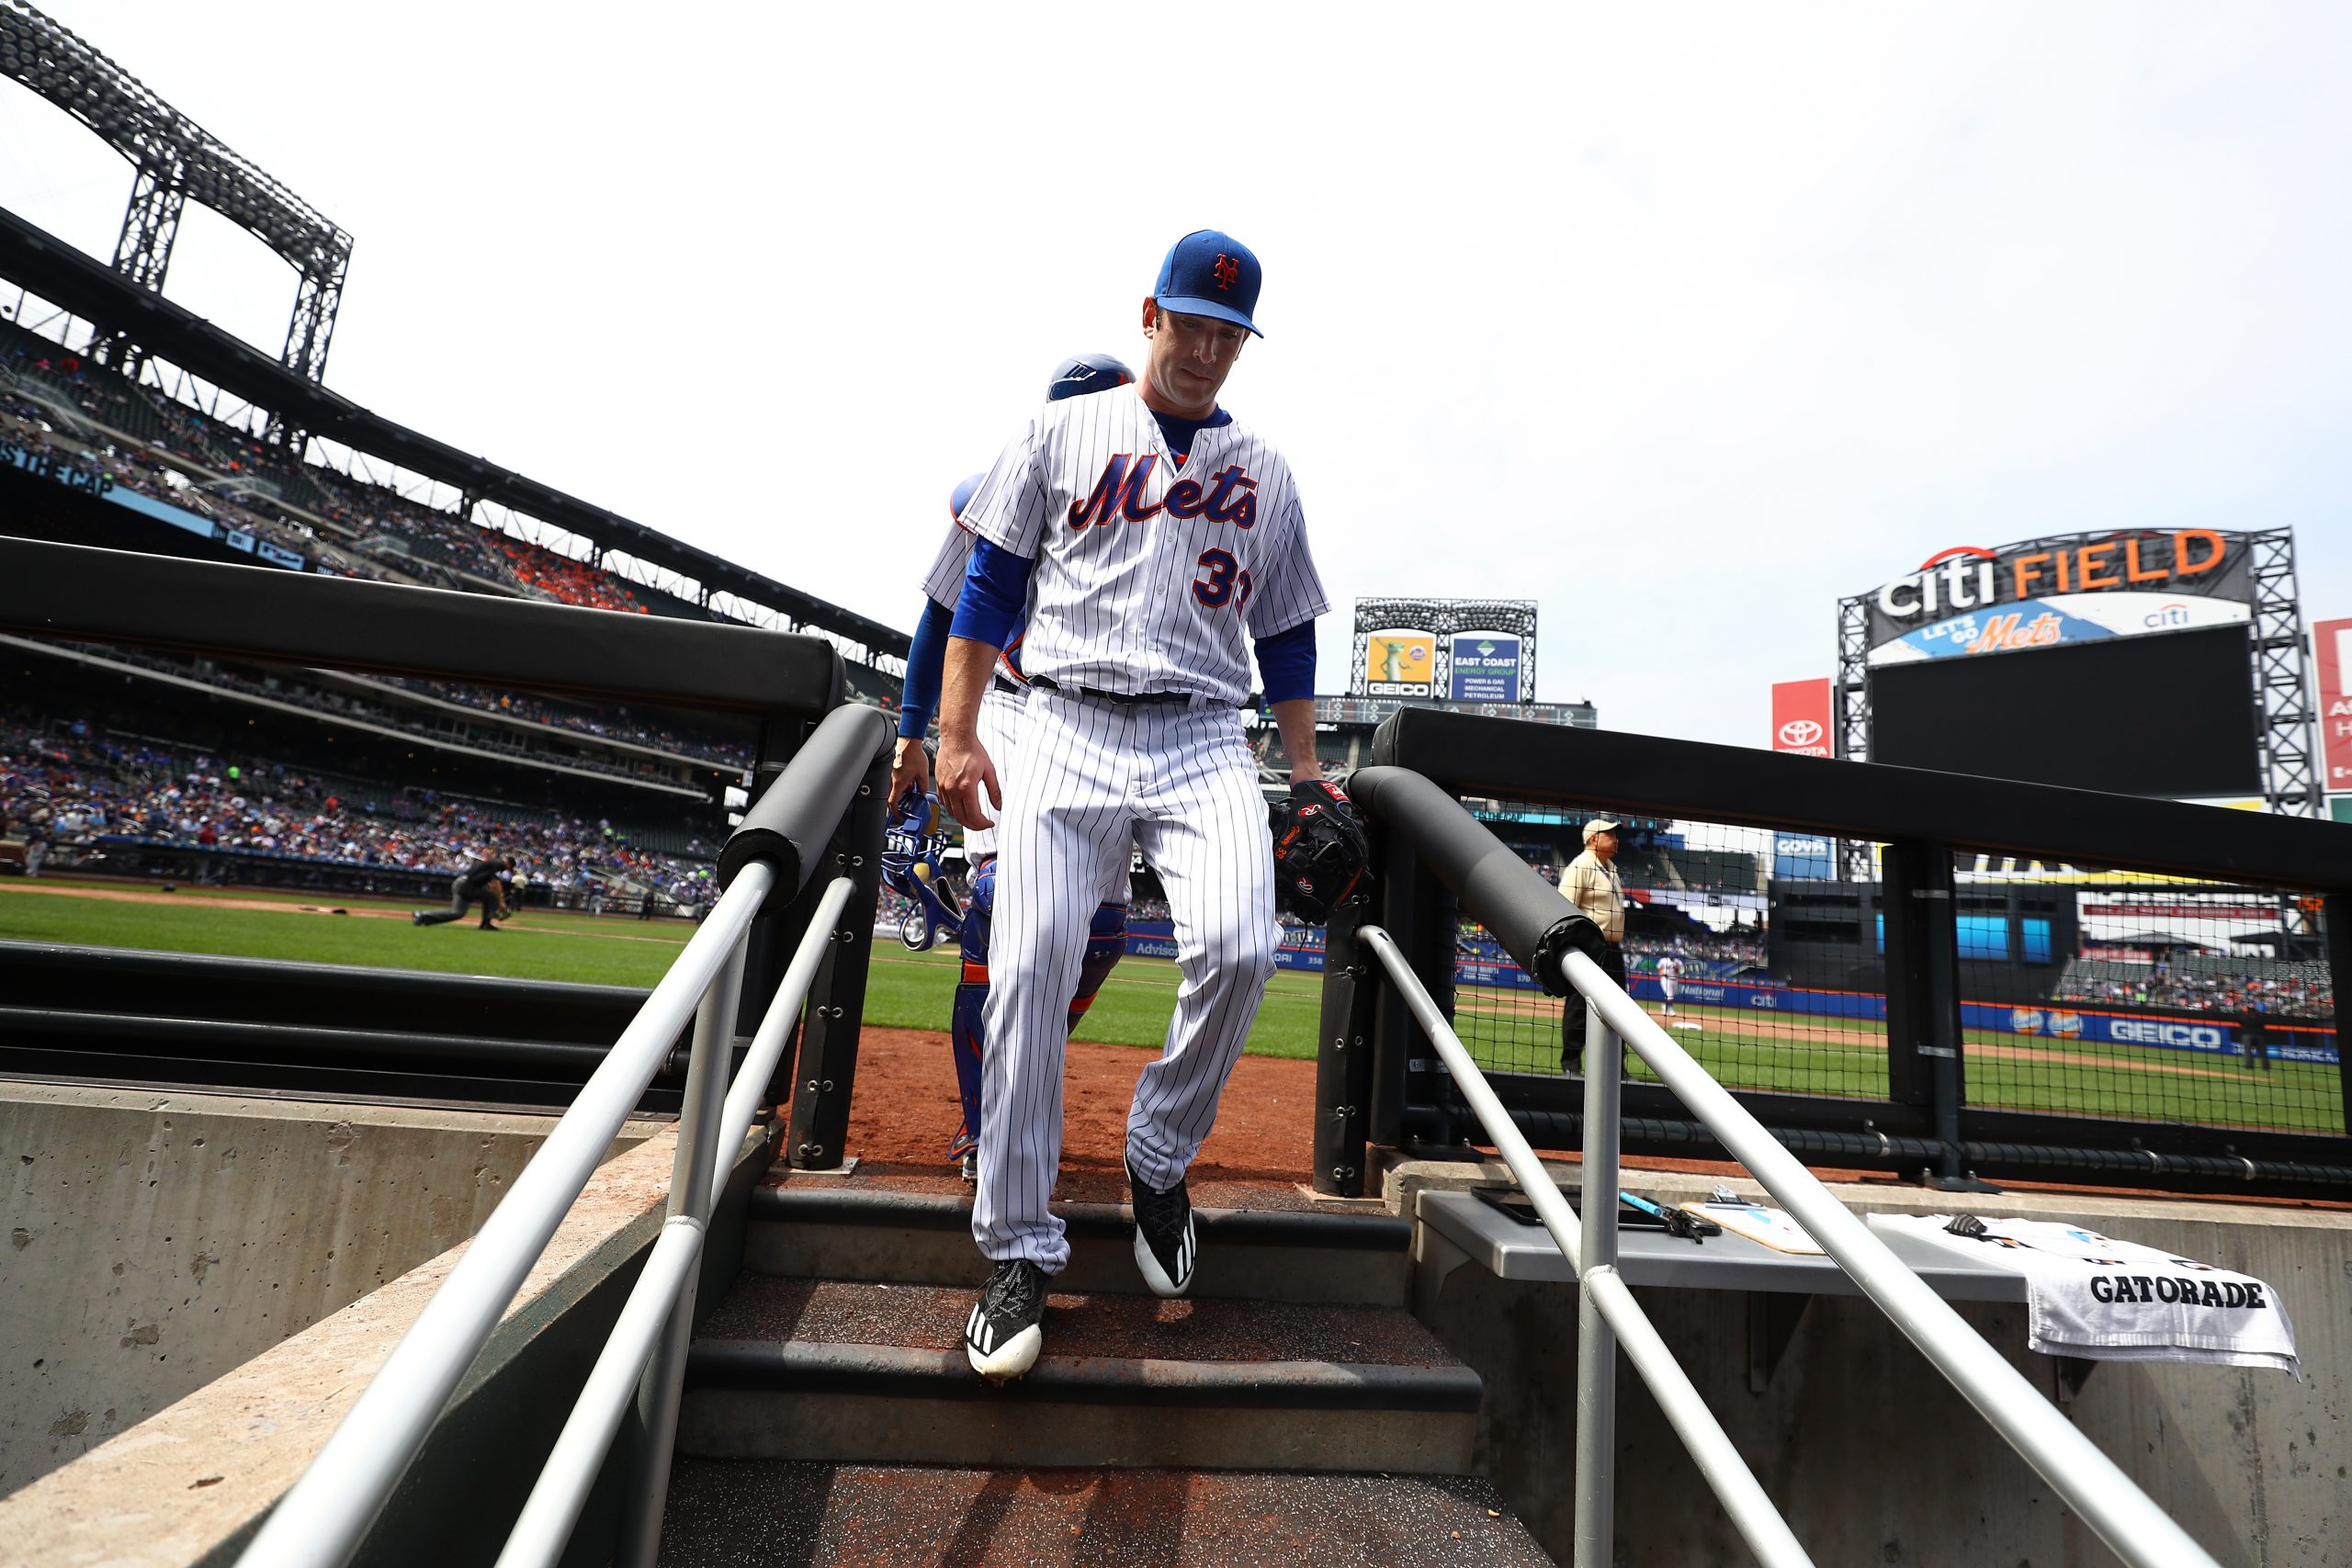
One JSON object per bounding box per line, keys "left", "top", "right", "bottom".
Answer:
{"left": 965, "top": 1258, "right": 1047, "bottom": 1378}
{"left": 1128, "top": 1159, "right": 1195, "bottom": 1299}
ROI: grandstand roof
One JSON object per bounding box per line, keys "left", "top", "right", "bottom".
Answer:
{"left": 0, "top": 207, "right": 907, "bottom": 660}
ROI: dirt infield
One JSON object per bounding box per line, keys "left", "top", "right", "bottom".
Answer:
{"left": 828, "top": 1027, "right": 1319, "bottom": 1206}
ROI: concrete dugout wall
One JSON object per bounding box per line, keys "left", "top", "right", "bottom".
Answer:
{"left": 1404, "top": 1163, "right": 2349, "bottom": 1566}
{"left": 0, "top": 1082, "right": 659, "bottom": 1495}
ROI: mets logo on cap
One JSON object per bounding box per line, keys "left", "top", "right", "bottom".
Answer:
{"left": 1155, "top": 230, "right": 1265, "bottom": 336}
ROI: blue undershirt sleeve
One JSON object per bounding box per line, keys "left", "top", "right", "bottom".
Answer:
{"left": 1253, "top": 618, "right": 1317, "bottom": 705}
{"left": 898, "top": 596, "right": 955, "bottom": 739}
{"left": 949, "top": 538, "right": 1033, "bottom": 651}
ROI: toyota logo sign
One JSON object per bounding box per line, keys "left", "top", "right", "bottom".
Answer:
{"left": 1778, "top": 719, "right": 1824, "bottom": 747}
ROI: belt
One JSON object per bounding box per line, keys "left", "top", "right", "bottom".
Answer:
{"left": 992, "top": 671, "right": 1026, "bottom": 696}
{"left": 1027, "top": 675, "right": 1196, "bottom": 707}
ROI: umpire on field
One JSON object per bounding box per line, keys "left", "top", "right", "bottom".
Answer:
{"left": 1559, "top": 818, "right": 1630, "bottom": 1077}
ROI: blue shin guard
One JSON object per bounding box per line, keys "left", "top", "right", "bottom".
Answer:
{"left": 947, "top": 858, "right": 994, "bottom": 1161}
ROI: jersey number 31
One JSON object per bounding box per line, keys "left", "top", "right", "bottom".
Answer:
{"left": 1193, "top": 547, "right": 1253, "bottom": 612}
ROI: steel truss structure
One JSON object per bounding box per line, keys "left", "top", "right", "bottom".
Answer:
{"left": 0, "top": 1, "right": 352, "bottom": 402}
{"left": 1835, "top": 528, "right": 2318, "bottom": 819}
{"left": 1351, "top": 597, "right": 1540, "bottom": 701}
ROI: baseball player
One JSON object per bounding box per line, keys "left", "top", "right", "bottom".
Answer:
{"left": 1656, "top": 953, "right": 1681, "bottom": 1019}
{"left": 891, "top": 355, "right": 1137, "bottom": 1181}
{"left": 937, "top": 231, "right": 1344, "bottom": 1379}
{"left": 411, "top": 852, "right": 514, "bottom": 930}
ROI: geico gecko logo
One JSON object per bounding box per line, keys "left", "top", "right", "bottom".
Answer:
{"left": 1867, "top": 533, "right": 2233, "bottom": 630}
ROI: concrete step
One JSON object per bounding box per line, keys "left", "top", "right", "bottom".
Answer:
{"left": 744, "top": 1185, "right": 1411, "bottom": 1306}
{"left": 679, "top": 1276, "right": 1481, "bottom": 1475}
{"left": 659, "top": 1457, "right": 1555, "bottom": 1566}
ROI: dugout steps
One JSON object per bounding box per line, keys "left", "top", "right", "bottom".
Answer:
{"left": 742, "top": 1184, "right": 1413, "bottom": 1304}
{"left": 656, "top": 1458, "right": 1555, "bottom": 1566}
{"left": 678, "top": 1187, "right": 1479, "bottom": 1477}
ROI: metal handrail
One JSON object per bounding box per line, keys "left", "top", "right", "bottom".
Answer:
{"left": 236, "top": 863, "right": 782, "bottom": 1568}
{"left": 496, "top": 875, "right": 857, "bottom": 1568}
{"left": 1358, "top": 924, "right": 2222, "bottom": 1568}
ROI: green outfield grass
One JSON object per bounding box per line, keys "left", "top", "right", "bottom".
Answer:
{"left": 864, "top": 946, "right": 1323, "bottom": 1060}
{"left": 1452, "top": 991, "right": 2345, "bottom": 1136}
{"left": 0, "top": 882, "right": 1321, "bottom": 1057}
{"left": 1451, "top": 991, "right": 1895, "bottom": 1099}
{"left": 5, "top": 881, "right": 2336, "bottom": 1132}
{"left": 0, "top": 883, "right": 692, "bottom": 988}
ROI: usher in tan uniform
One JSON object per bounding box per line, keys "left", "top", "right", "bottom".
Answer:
{"left": 1561, "top": 848, "right": 1625, "bottom": 942}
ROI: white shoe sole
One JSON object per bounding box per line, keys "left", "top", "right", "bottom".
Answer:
{"left": 1134, "top": 1220, "right": 1194, "bottom": 1300}
{"left": 966, "top": 1322, "right": 1041, "bottom": 1379}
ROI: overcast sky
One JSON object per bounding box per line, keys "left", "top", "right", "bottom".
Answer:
{"left": 5, "top": 2, "right": 2347, "bottom": 750}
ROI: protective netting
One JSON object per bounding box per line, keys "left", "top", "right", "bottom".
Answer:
{"left": 1449, "top": 800, "right": 1891, "bottom": 1101}
{"left": 1953, "top": 857, "right": 2341, "bottom": 1136}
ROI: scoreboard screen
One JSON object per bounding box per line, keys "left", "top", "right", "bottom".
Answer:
{"left": 1870, "top": 625, "right": 2261, "bottom": 797}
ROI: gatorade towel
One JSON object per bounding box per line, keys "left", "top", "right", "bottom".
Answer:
{"left": 1873, "top": 1215, "right": 2299, "bottom": 1376}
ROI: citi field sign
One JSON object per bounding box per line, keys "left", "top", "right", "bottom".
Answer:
{"left": 1861, "top": 531, "right": 2254, "bottom": 666}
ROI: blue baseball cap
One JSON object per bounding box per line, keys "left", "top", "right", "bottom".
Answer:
{"left": 1046, "top": 353, "right": 1134, "bottom": 400}
{"left": 1153, "top": 230, "right": 1263, "bottom": 337}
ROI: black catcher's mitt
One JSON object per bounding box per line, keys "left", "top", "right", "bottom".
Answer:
{"left": 1269, "top": 778, "right": 1370, "bottom": 924}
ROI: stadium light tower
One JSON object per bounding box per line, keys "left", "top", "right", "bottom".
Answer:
{"left": 0, "top": 1, "right": 352, "bottom": 424}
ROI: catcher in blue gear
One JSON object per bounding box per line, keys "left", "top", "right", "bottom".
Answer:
{"left": 893, "top": 352, "right": 1137, "bottom": 1179}
{"left": 880, "top": 789, "right": 964, "bottom": 952}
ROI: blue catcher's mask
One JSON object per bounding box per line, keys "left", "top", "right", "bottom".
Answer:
{"left": 881, "top": 790, "right": 964, "bottom": 951}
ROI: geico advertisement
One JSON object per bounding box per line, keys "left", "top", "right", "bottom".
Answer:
{"left": 1860, "top": 533, "right": 2253, "bottom": 656}
{"left": 1363, "top": 630, "right": 1435, "bottom": 696}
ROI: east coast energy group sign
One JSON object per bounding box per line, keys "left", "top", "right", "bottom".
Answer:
{"left": 1861, "top": 532, "right": 2254, "bottom": 666}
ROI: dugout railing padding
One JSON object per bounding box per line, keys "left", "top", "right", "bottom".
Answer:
{"left": 1313, "top": 708, "right": 2352, "bottom": 1198}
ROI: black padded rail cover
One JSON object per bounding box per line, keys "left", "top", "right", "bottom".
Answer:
{"left": 1349, "top": 764, "right": 1596, "bottom": 996}
{"left": 0, "top": 536, "right": 842, "bottom": 717}
{"left": 1372, "top": 705, "right": 2352, "bottom": 893}
{"left": 719, "top": 703, "right": 892, "bottom": 897}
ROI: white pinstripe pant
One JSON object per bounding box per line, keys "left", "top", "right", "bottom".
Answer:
{"left": 960, "top": 682, "right": 1025, "bottom": 861}
{"left": 971, "top": 688, "right": 1278, "bottom": 1271}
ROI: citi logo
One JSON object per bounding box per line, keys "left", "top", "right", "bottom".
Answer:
{"left": 2143, "top": 603, "right": 2192, "bottom": 629}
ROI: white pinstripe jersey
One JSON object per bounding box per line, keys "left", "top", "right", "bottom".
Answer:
{"left": 920, "top": 524, "right": 1031, "bottom": 683}
{"left": 958, "top": 384, "right": 1327, "bottom": 706}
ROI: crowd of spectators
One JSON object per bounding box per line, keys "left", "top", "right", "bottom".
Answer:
{"left": 1, "top": 715, "right": 718, "bottom": 908}
{"left": 4, "top": 341, "right": 655, "bottom": 615}
{"left": 383, "top": 679, "right": 753, "bottom": 770}
{"left": 2054, "top": 961, "right": 2333, "bottom": 1021}
{"left": 1625, "top": 930, "right": 1769, "bottom": 968}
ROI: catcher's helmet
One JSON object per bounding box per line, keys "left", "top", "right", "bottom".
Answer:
{"left": 1047, "top": 353, "right": 1134, "bottom": 402}
{"left": 949, "top": 473, "right": 985, "bottom": 520}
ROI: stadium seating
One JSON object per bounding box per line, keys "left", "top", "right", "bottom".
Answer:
{"left": 1, "top": 713, "right": 718, "bottom": 908}
{"left": 2, "top": 322, "right": 899, "bottom": 699}
{"left": 2052, "top": 955, "right": 2331, "bottom": 1020}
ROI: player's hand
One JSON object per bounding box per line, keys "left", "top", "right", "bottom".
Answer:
{"left": 937, "top": 734, "right": 1001, "bottom": 831}
{"left": 889, "top": 736, "right": 932, "bottom": 809}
